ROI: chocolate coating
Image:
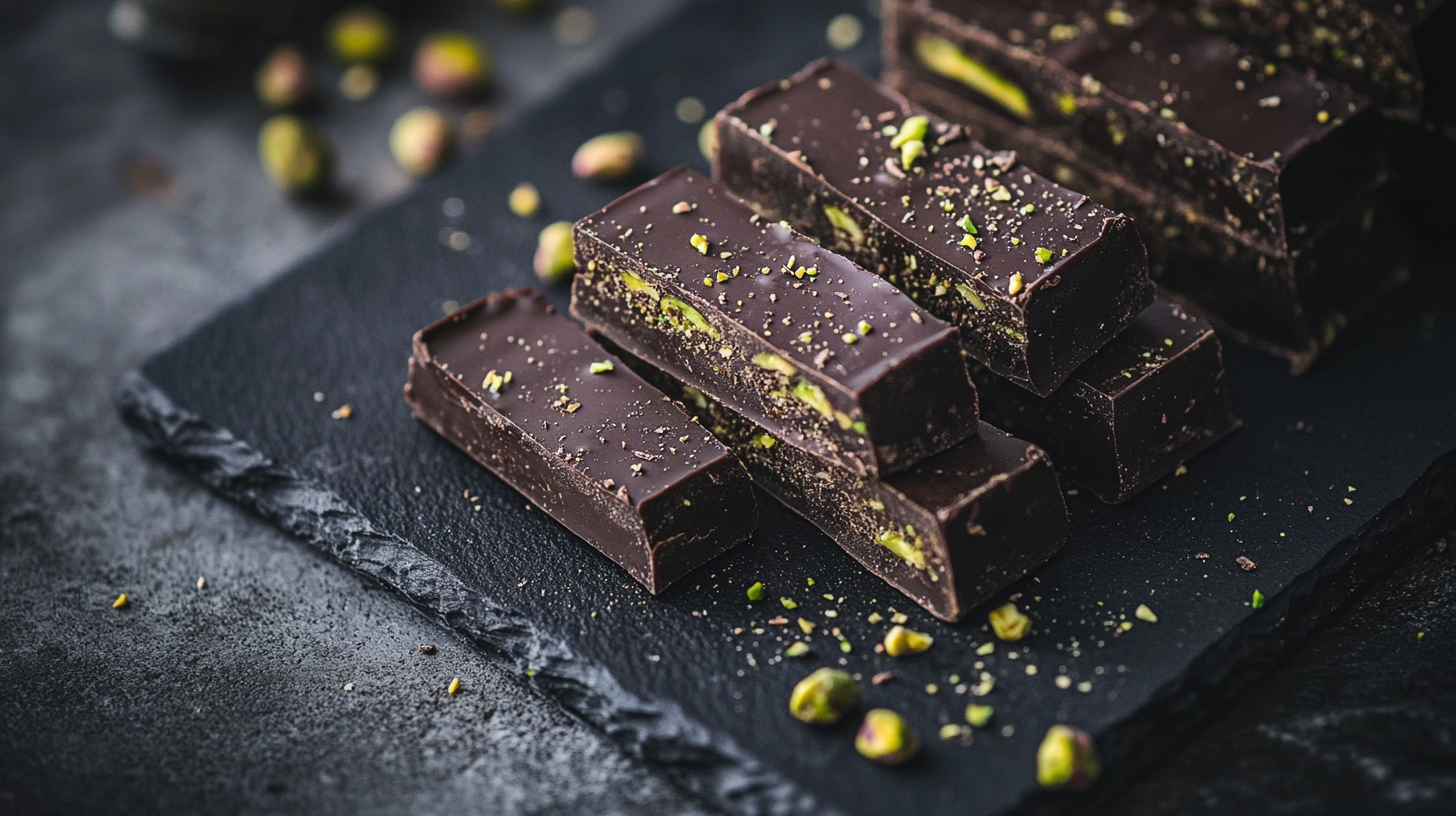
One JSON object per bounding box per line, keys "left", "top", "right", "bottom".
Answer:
{"left": 571, "top": 166, "right": 979, "bottom": 477}
{"left": 975, "top": 299, "right": 1240, "bottom": 503}
{"left": 715, "top": 59, "right": 1152, "bottom": 396}
{"left": 403, "top": 288, "right": 757, "bottom": 594}
{"left": 595, "top": 331, "right": 1068, "bottom": 623}
{"left": 886, "top": 0, "right": 1386, "bottom": 257}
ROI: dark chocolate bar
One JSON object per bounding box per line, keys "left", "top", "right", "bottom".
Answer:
{"left": 403, "top": 288, "right": 757, "bottom": 594}
{"left": 1167, "top": 0, "right": 1454, "bottom": 122}
{"left": 914, "top": 96, "right": 1416, "bottom": 369}
{"left": 885, "top": 0, "right": 1386, "bottom": 257}
{"left": 570, "top": 166, "right": 979, "bottom": 478}
{"left": 593, "top": 330, "right": 1067, "bottom": 622}
{"left": 715, "top": 59, "right": 1153, "bottom": 396}
{"left": 974, "top": 299, "right": 1240, "bottom": 503}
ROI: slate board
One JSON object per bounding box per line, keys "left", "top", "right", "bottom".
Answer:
{"left": 114, "top": 1, "right": 1456, "bottom": 814}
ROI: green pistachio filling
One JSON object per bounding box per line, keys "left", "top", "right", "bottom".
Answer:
{"left": 915, "top": 34, "right": 1032, "bottom": 120}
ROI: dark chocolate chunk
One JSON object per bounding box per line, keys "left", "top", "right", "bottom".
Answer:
{"left": 975, "top": 299, "right": 1240, "bottom": 503}
{"left": 915, "top": 99, "right": 1416, "bottom": 369}
{"left": 403, "top": 288, "right": 757, "bottom": 594}
{"left": 593, "top": 330, "right": 1068, "bottom": 623}
{"left": 715, "top": 59, "right": 1152, "bottom": 396}
{"left": 570, "top": 166, "right": 979, "bottom": 477}
{"left": 885, "top": 0, "right": 1386, "bottom": 257}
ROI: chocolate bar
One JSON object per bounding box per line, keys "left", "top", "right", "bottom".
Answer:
{"left": 974, "top": 299, "right": 1240, "bottom": 503}
{"left": 403, "top": 288, "right": 758, "bottom": 594}
{"left": 1166, "top": 0, "right": 1454, "bottom": 122}
{"left": 593, "top": 331, "right": 1067, "bottom": 622}
{"left": 714, "top": 59, "right": 1153, "bottom": 397}
{"left": 570, "top": 166, "right": 980, "bottom": 478}
{"left": 916, "top": 98, "right": 1415, "bottom": 369}
{"left": 884, "top": 0, "right": 1386, "bottom": 257}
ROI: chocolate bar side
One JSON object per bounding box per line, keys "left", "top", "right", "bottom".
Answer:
{"left": 594, "top": 329, "right": 1068, "bottom": 622}
{"left": 975, "top": 300, "right": 1240, "bottom": 503}
{"left": 885, "top": 0, "right": 1385, "bottom": 256}
{"left": 404, "top": 289, "right": 758, "bottom": 594}
{"left": 571, "top": 166, "right": 979, "bottom": 478}
{"left": 905, "top": 80, "right": 1416, "bottom": 369}
{"left": 715, "top": 60, "right": 1152, "bottom": 396}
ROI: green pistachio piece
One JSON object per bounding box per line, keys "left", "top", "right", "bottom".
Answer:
{"left": 414, "top": 31, "right": 491, "bottom": 97}
{"left": 533, "top": 221, "right": 576, "bottom": 284}
{"left": 889, "top": 115, "right": 929, "bottom": 149}
{"left": 823, "top": 205, "right": 864, "bottom": 244}
{"left": 899, "top": 139, "right": 926, "bottom": 170}
{"left": 659, "top": 296, "right": 719, "bottom": 338}
{"left": 746, "top": 581, "right": 765, "bottom": 602}
{"left": 875, "top": 527, "right": 928, "bottom": 571}
{"left": 789, "top": 668, "right": 860, "bottom": 725}
{"left": 989, "top": 602, "right": 1031, "bottom": 641}
{"left": 964, "top": 704, "right": 994, "bottom": 728}
{"left": 785, "top": 642, "right": 811, "bottom": 657}
{"left": 620, "top": 270, "right": 659, "bottom": 300}
{"left": 792, "top": 379, "right": 835, "bottom": 421}
{"left": 572, "top": 131, "right": 645, "bottom": 182}
{"left": 752, "top": 352, "right": 798, "bottom": 377}
{"left": 588, "top": 360, "right": 614, "bottom": 374}
{"left": 954, "top": 283, "right": 986, "bottom": 310}
{"left": 1036, "top": 725, "right": 1101, "bottom": 790}
{"left": 258, "top": 115, "right": 332, "bottom": 194}
{"left": 855, "top": 709, "right": 918, "bottom": 764}
{"left": 883, "top": 625, "right": 933, "bottom": 657}
{"left": 915, "top": 34, "right": 1031, "bottom": 120}
{"left": 255, "top": 44, "right": 315, "bottom": 110}
{"left": 328, "top": 6, "right": 396, "bottom": 64}
{"left": 390, "top": 107, "right": 454, "bottom": 176}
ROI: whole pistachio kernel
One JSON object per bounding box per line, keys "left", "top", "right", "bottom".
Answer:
{"left": 965, "top": 704, "right": 994, "bottom": 728}
{"left": 1036, "top": 725, "right": 1101, "bottom": 790}
{"left": 855, "top": 709, "right": 919, "bottom": 764}
{"left": 882, "top": 625, "right": 934, "bottom": 657}
{"left": 508, "top": 182, "right": 541, "bottom": 218}
{"left": 533, "top": 221, "right": 576, "bottom": 284}
{"left": 789, "top": 668, "right": 861, "bottom": 725}
{"left": 390, "top": 107, "right": 454, "bottom": 176}
{"left": 328, "top": 7, "right": 396, "bottom": 64}
{"left": 572, "top": 131, "right": 645, "bottom": 182}
{"left": 785, "top": 642, "right": 811, "bottom": 658}
{"left": 258, "top": 114, "right": 332, "bottom": 194}
{"left": 1135, "top": 604, "right": 1158, "bottom": 623}
{"left": 989, "top": 602, "right": 1031, "bottom": 641}
{"left": 255, "top": 44, "right": 315, "bottom": 110}
{"left": 746, "top": 581, "right": 765, "bottom": 602}
{"left": 414, "top": 31, "right": 491, "bottom": 97}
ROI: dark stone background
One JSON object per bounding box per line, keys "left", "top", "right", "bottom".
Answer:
{"left": 2, "top": 1, "right": 1453, "bottom": 814}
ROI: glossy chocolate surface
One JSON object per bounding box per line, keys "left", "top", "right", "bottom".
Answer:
{"left": 888, "top": 0, "right": 1384, "bottom": 255}
{"left": 572, "top": 166, "right": 979, "bottom": 477}
{"left": 976, "top": 299, "right": 1240, "bottom": 503}
{"left": 716, "top": 59, "right": 1151, "bottom": 395}
{"left": 596, "top": 330, "right": 1068, "bottom": 623}
{"left": 404, "top": 288, "right": 757, "bottom": 593}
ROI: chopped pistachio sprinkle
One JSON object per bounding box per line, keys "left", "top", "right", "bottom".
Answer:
{"left": 965, "top": 704, "right": 994, "bottom": 728}
{"left": 1251, "top": 589, "right": 1266, "bottom": 609}
{"left": 781, "top": 597, "right": 798, "bottom": 609}
{"left": 1034, "top": 247, "right": 1054, "bottom": 264}
{"left": 746, "top": 581, "right": 765, "bottom": 602}
{"left": 112, "top": 593, "right": 129, "bottom": 609}
{"left": 1135, "top": 604, "right": 1158, "bottom": 623}
{"left": 690, "top": 234, "right": 709, "bottom": 254}
{"left": 447, "top": 677, "right": 462, "bottom": 695}
{"left": 1008, "top": 272, "right": 1024, "bottom": 296}
{"left": 785, "top": 642, "right": 810, "bottom": 657}
{"left": 989, "top": 602, "right": 1031, "bottom": 641}
{"left": 588, "top": 360, "right": 615, "bottom": 374}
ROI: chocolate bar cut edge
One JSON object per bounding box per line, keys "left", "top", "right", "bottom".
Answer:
{"left": 404, "top": 288, "right": 759, "bottom": 594}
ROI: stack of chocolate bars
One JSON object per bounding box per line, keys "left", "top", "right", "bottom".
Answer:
{"left": 405, "top": 62, "right": 1246, "bottom": 621}
{"left": 883, "top": 0, "right": 1450, "bottom": 371}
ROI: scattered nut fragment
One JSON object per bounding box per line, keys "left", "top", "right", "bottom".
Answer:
{"left": 338, "top": 64, "right": 379, "bottom": 101}
{"left": 1135, "top": 604, "right": 1158, "bottom": 623}
{"left": 390, "top": 107, "right": 454, "bottom": 176}
{"left": 698, "top": 120, "right": 717, "bottom": 162}
{"left": 328, "top": 6, "right": 395, "bottom": 64}
{"left": 1251, "top": 589, "right": 1266, "bottom": 609}
{"left": 965, "top": 704, "right": 994, "bottom": 728}
{"left": 508, "top": 182, "right": 541, "bottom": 218}
{"left": 414, "top": 32, "right": 491, "bottom": 97}
{"left": 989, "top": 602, "right": 1031, "bottom": 641}
{"left": 331, "top": 404, "right": 353, "bottom": 419}
{"left": 112, "top": 593, "right": 129, "bottom": 609}
{"left": 855, "top": 709, "right": 918, "bottom": 764}
{"left": 447, "top": 677, "right": 462, "bottom": 695}
{"left": 255, "top": 44, "right": 315, "bottom": 110}
{"left": 871, "top": 672, "right": 894, "bottom": 685}
{"left": 196, "top": 576, "right": 206, "bottom": 590}
{"left": 826, "top": 13, "right": 864, "bottom": 51}
{"left": 882, "top": 625, "right": 934, "bottom": 657}
{"left": 533, "top": 221, "right": 575, "bottom": 284}
{"left": 1037, "top": 725, "right": 1100, "bottom": 790}
{"left": 572, "top": 132, "right": 645, "bottom": 182}
{"left": 258, "top": 115, "right": 332, "bottom": 194}
{"left": 784, "top": 642, "right": 810, "bottom": 658}
{"left": 1236, "top": 555, "right": 1258, "bottom": 571}
{"left": 789, "top": 667, "right": 860, "bottom": 724}
{"left": 419, "top": 644, "right": 437, "bottom": 655}
{"left": 746, "top": 581, "right": 765, "bottom": 602}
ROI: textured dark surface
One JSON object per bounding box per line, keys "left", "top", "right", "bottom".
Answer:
{"left": 5, "top": 2, "right": 1456, "bottom": 816}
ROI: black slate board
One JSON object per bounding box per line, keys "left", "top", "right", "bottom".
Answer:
{"left": 114, "top": 2, "right": 1456, "bottom": 814}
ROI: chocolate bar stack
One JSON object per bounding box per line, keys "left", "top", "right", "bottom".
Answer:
{"left": 713, "top": 60, "right": 1238, "bottom": 504}
{"left": 571, "top": 167, "right": 1069, "bottom": 621}
{"left": 883, "top": 0, "right": 1443, "bottom": 371}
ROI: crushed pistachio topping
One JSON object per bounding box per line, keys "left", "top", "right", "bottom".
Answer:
{"left": 883, "top": 625, "right": 934, "bottom": 657}
{"left": 448, "top": 677, "right": 462, "bottom": 695}
{"left": 690, "top": 234, "right": 709, "bottom": 254}
{"left": 746, "top": 581, "right": 765, "bottom": 602}
{"left": 1037, "top": 725, "right": 1101, "bottom": 790}
{"left": 876, "top": 527, "right": 928, "bottom": 572}
{"left": 798, "top": 618, "right": 815, "bottom": 635}
{"left": 780, "top": 597, "right": 798, "bottom": 610}
{"left": 588, "top": 360, "right": 614, "bottom": 374}
{"left": 790, "top": 668, "right": 860, "bottom": 725}
{"left": 989, "top": 602, "right": 1031, "bottom": 641}
{"left": 113, "top": 593, "right": 130, "bottom": 609}
{"left": 1251, "top": 589, "right": 1266, "bottom": 609}
{"left": 1034, "top": 247, "right": 1054, "bottom": 264}
{"left": 785, "top": 642, "right": 810, "bottom": 658}
{"left": 957, "top": 214, "right": 978, "bottom": 235}
{"left": 855, "top": 709, "right": 918, "bottom": 764}
{"left": 1135, "top": 604, "right": 1158, "bottom": 623}
{"left": 976, "top": 641, "right": 995, "bottom": 656}
{"left": 1008, "top": 272, "right": 1024, "bottom": 296}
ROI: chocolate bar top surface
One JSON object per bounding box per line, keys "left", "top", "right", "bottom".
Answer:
{"left": 415, "top": 289, "right": 731, "bottom": 506}
{"left": 724, "top": 60, "right": 1125, "bottom": 300}
{"left": 577, "top": 166, "right": 957, "bottom": 392}
{"left": 885, "top": 419, "right": 1045, "bottom": 510}
{"left": 928, "top": 0, "right": 1370, "bottom": 164}
{"left": 1072, "top": 298, "right": 1215, "bottom": 395}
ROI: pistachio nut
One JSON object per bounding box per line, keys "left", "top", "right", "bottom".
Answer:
{"left": 572, "top": 131, "right": 645, "bottom": 182}
{"left": 414, "top": 32, "right": 491, "bottom": 98}
{"left": 1036, "top": 724, "right": 1101, "bottom": 790}
{"left": 258, "top": 115, "right": 332, "bottom": 194}
{"left": 508, "top": 182, "right": 541, "bottom": 218}
{"left": 390, "top": 107, "right": 453, "bottom": 176}
{"left": 255, "top": 44, "right": 315, "bottom": 110}
{"left": 854, "top": 709, "right": 918, "bottom": 764}
{"left": 328, "top": 7, "right": 395, "bottom": 64}
{"left": 533, "top": 221, "right": 576, "bottom": 285}
{"left": 789, "top": 667, "right": 860, "bottom": 725}
{"left": 988, "top": 602, "right": 1031, "bottom": 642}
{"left": 882, "top": 625, "right": 933, "bottom": 657}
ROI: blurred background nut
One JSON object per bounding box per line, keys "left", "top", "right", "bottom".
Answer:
{"left": 788, "top": 667, "right": 860, "bottom": 725}
{"left": 339, "top": 64, "right": 379, "bottom": 101}
{"left": 1036, "top": 725, "right": 1101, "bottom": 790}
{"left": 854, "top": 709, "right": 918, "bottom": 764}
{"left": 258, "top": 114, "right": 331, "bottom": 194}
{"left": 508, "top": 182, "right": 541, "bottom": 218}
{"left": 414, "top": 32, "right": 491, "bottom": 98}
{"left": 533, "top": 221, "right": 576, "bottom": 284}
{"left": 571, "top": 131, "right": 644, "bottom": 182}
{"left": 256, "top": 44, "right": 315, "bottom": 110}
{"left": 390, "top": 107, "right": 454, "bottom": 176}
{"left": 328, "top": 6, "right": 395, "bottom": 64}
